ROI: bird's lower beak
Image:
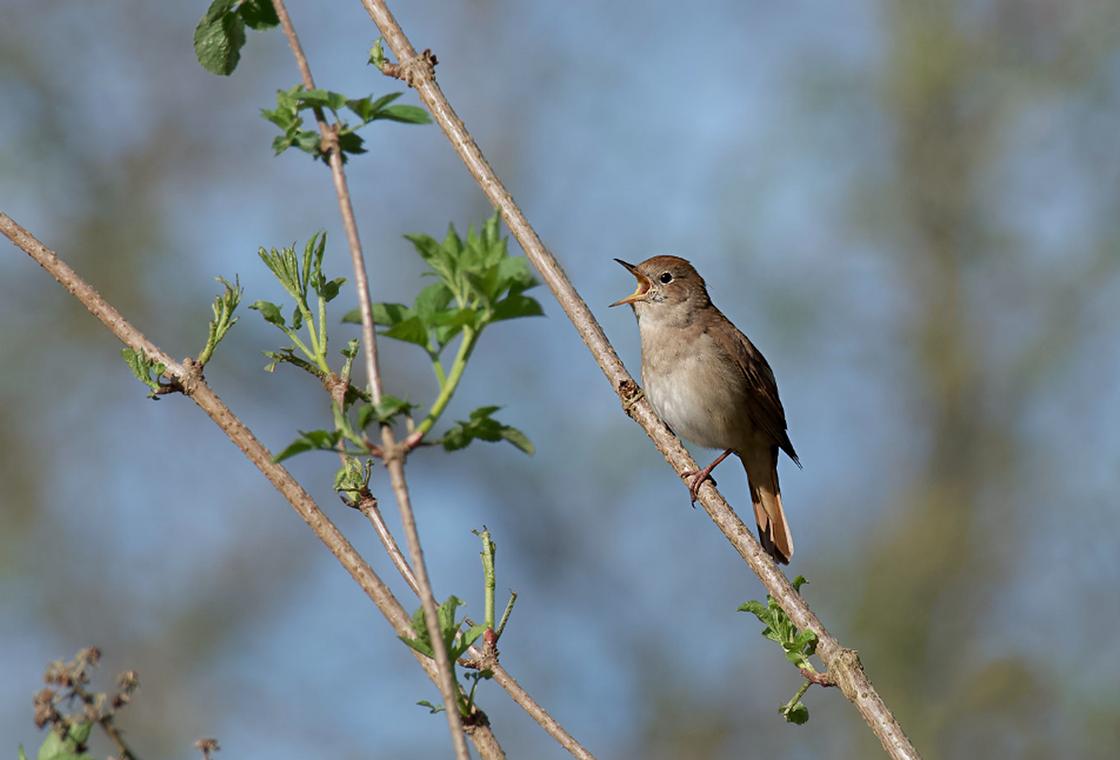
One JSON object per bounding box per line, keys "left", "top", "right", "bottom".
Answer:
{"left": 610, "top": 259, "right": 650, "bottom": 307}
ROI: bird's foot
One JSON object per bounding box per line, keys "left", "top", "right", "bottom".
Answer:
{"left": 681, "top": 468, "right": 718, "bottom": 506}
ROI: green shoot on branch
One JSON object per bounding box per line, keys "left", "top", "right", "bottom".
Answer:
{"left": 738, "top": 576, "right": 823, "bottom": 725}
{"left": 197, "top": 275, "right": 242, "bottom": 366}
{"left": 251, "top": 232, "right": 343, "bottom": 377}
{"left": 261, "top": 85, "right": 430, "bottom": 163}
{"left": 121, "top": 348, "right": 168, "bottom": 400}
{"left": 401, "top": 596, "right": 492, "bottom": 719}
{"left": 343, "top": 213, "right": 542, "bottom": 453}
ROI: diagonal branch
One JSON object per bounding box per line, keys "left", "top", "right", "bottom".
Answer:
{"left": 0, "top": 212, "right": 504, "bottom": 759}
{"left": 268, "top": 1, "right": 470, "bottom": 755}
{"left": 355, "top": 3, "right": 921, "bottom": 758}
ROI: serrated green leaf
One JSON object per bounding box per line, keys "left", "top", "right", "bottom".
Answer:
{"left": 381, "top": 104, "right": 431, "bottom": 124}
{"left": 383, "top": 316, "right": 430, "bottom": 348}
{"left": 414, "top": 282, "right": 453, "bottom": 320}
{"left": 737, "top": 600, "right": 770, "bottom": 619}
{"left": 193, "top": 0, "right": 245, "bottom": 76}
{"left": 404, "top": 233, "right": 443, "bottom": 262}
{"left": 238, "top": 0, "right": 279, "bottom": 29}
{"left": 250, "top": 300, "right": 286, "bottom": 327}
{"left": 496, "top": 255, "right": 537, "bottom": 293}
{"left": 492, "top": 294, "right": 544, "bottom": 322}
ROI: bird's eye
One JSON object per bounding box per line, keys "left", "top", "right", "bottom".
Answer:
{"left": 659, "top": 272, "right": 673, "bottom": 284}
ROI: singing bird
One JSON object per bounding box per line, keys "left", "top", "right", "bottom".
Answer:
{"left": 611, "top": 256, "right": 800, "bottom": 564}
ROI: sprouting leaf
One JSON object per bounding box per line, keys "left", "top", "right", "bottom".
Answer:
{"left": 780, "top": 700, "right": 810, "bottom": 725}
{"left": 250, "top": 299, "right": 286, "bottom": 328}
{"left": 417, "top": 699, "right": 446, "bottom": 714}
{"left": 273, "top": 429, "right": 342, "bottom": 462}
{"left": 121, "top": 347, "right": 167, "bottom": 399}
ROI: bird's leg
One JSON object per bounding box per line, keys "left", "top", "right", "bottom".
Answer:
{"left": 682, "top": 448, "right": 734, "bottom": 504}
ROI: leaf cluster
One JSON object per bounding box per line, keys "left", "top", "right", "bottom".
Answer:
{"left": 402, "top": 596, "right": 493, "bottom": 718}
{"left": 193, "top": 0, "right": 278, "bottom": 76}
{"left": 443, "top": 406, "right": 534, "bottom": 455}
{"left": 251, "top": 232, "right": 344, "bottom": 377}
{"left": 738, "top": 576, "right": 820, "bottom": 724}
{"left": 348, "top": 213, "right": 542, "bottom": 355}
{"left": 261, "top": 86, "right": 430, "bottom": 163}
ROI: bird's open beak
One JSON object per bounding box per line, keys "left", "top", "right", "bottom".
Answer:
{"left": 610, "top": 259, "right": 651, "bottom": 307}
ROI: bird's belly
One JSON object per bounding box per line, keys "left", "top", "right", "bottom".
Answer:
{"left": 643, "top": 355, "right": 748, "bottom": 451}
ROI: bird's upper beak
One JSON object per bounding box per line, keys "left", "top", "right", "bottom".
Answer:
{"left": 610, "top": 259, "right": 651, "bottom": 307}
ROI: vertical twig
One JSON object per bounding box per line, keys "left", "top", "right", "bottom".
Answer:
{"left": 354, "top": 3, "right": 920, "bottom": 758}
{"left": 268, "top": 2, "right": 471, "bottom": 756}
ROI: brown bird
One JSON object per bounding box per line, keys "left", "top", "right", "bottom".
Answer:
{"left": 611, "top": 255, "right": 800, "bottom": 564}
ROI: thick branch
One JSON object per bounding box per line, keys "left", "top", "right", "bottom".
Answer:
{"left": 0, "top": 213, "right": 504, "bottom": 760}
{"left": 355, "top": 4, "right": 920, "bottom": 758}
{"left": 268, "top": 1, "right": 470, "bottom": 755}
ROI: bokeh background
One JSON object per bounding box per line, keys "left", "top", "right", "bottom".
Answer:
{"left": 2, "top": 1, "right": 1118, "bottom": 758}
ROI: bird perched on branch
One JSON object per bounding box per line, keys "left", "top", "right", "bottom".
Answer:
{"left": 611, "top": 256, "right": 800, "bottom": 564}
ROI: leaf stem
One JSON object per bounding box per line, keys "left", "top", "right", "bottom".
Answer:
{"left": 413, "top": 326, "right": 477, "bottom": 442}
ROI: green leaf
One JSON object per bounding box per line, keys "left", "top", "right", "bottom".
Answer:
{"left": 383, "top": 316, "right": 430, "bottom": 348}
{"left": 417, "top": 699, "right": 445, "bottom": 714}
{"left": 792, "top": 575, "right": 809, "bottom": 593}
{"left": 316, "top": 276, "right": 346, "bottom": 303}
{"left": 346, "top": 92, "right": 401, "bottom": 122}
{"left": 781, "top": 700, "right": 810, "bottom": 725}
{"left": 66, "top": 723, "right": 92, "bottom": 745}
{"left": 498, "top": 424, "right": 534, "bottom": 454}
{"left": 18, "top": 743, "right": 28, "bottom": 760}
{"left": 250, "top": 299, "right": 286, "bottom": 328}
{"left": 413, "top": 283, "right": 453, "bottom": 321}
{"left": 295, "top": 88, "right": 348, "bottom": 112}
{"left": 492, "top": 294, "right": 544, "bottom": 322}
{"left": 273, "top": 429, "right": 342, "bottom": 462}
{"left": 404, "top": 233, "right": 443, "bottom": 262}
{"left": 193, "top": 0, "right": 245, "bottom": 76}
{"left": 381, "top": 104, "right": 432, "bottom": 124}
{"left": 238, "top": 0, "right": 279, "bottom": 29}
{"left": 496, "top": 255, "right": 537, "bottom": 294}
{"left": 442, "top": 406, "right": 534, "bottom": 455}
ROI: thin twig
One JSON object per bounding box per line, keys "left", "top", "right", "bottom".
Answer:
{"left": 359, "top": 495, "right": 594, "bottom": 760}
{"left": 0, "top": 213, "right": 507, "bottom": 760}
{"left": 355, "top": 3, "right": 920, "bottom": 758}
{"left": 268, "top": 2, "right": 470, "bottom": 756}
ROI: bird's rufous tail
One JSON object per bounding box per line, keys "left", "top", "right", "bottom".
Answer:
{"left": 741, "top": 446, "right": 794, "bottom": 564}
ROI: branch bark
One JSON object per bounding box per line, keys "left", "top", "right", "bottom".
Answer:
{"left": 0, "top": 212, "right": 505, "bottom": 760}
{"left": 268, "top": 1, "right": 470, "bottom": 755}
{"left": 355, "top": 3, "right": 921, "bottom": 758}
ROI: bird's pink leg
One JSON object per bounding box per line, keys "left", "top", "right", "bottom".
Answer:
{"left": 683, "top": 448, "right": 734, "bottom": 504}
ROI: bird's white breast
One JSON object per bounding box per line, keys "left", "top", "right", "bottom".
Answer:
{"left": 638, "top": 324, "right": 751, "bottom": 451}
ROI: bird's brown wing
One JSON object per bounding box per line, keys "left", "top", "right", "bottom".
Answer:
{"left": 709, "top": 310, "right": 800, "bottom": 466}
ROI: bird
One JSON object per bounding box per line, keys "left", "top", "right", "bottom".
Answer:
{"left": 611, "top": 255, "right": 800, "bottom": 564}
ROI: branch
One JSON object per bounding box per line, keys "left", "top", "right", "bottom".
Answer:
{"left": 0, "top": 213, "right": 504, "bottom": 760}
{"left": 267, "top": 1, "right": 470, "bottom": 755}
{"left": 355, "top": 4, "right": 921, "bottom": 758}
